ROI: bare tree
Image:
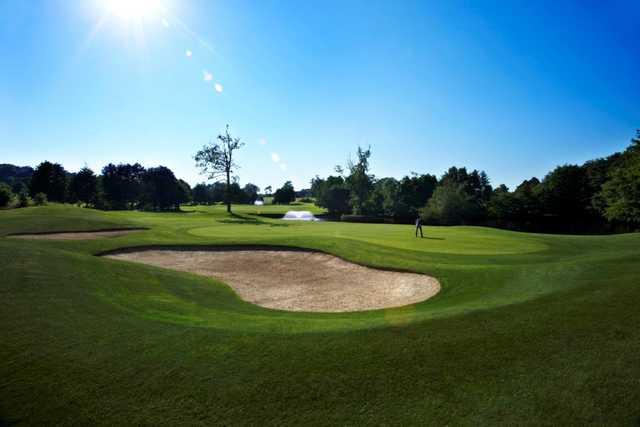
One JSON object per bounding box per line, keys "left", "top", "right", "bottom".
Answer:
{"left": 194, "top": 125, "right": 244, "bottom": 213}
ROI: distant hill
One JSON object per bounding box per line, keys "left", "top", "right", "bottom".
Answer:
{"left": 0, "top": 164, "right": 33, "bottom": 189}
{"left": 295, "top": 188, "right": 312, "bottom": 198}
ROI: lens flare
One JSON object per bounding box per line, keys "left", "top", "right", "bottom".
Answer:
{"left": 104, "top": 0, "right": 163, "bottom": 20}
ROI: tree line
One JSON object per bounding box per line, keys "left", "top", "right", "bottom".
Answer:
{"left": 3, "top": 127, "right": 638, "bottom": 232}
{"left": 311, "top": 130, "right": 640, "bottom": 232}
{"left": 0, "top": 159, "right": 297, "bottom": 211}
{"left": 0, "top": 162, "right": 193, "bottom": 211}
{"left": 0, "top": 159, "right": 281, "bottom": 211}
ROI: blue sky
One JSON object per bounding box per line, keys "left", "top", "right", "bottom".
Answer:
{"left": 1, "top": 0, "right": 639, "bottom": 190}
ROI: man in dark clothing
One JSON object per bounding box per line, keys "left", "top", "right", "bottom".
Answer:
{"left": 415, "top": 216, "right": 424, "bottom": 238}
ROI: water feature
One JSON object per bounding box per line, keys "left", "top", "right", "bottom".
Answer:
{"left": 282, "top": 211, "right": 318, "bottom": 221}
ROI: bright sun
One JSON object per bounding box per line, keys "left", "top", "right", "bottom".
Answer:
{"left": 104, "top": 0, "right": 163, "bottom": 20}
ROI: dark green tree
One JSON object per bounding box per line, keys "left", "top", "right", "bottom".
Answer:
{"left": 192, "top": 183, "right": 209, "bottom": 204}
{"left": 0, "top": 183, "right": 13, "bottom": 207}
{"left": 177, "top": 179, "right": 192, "bottom": 205}
{"left": 100, "top": 163, "right": 145, "bottom": 209}
{"left": 17, "top": 187, "right": 29, "bottom": 207}
{"left": 313, "top": 175, "right": 351, "bottom": 215}
{"left": 273, "top": 181, "right": 296, "bottom": 204}
{"left": 70, "top": 167, "right": 98, "bottom": 206}
{"left": 601, "top": 131, "right": 640, "bottom": 224}
{"left": 140, "top": 166, "right": 182, "bottom": 211}
{"left": 33, "top": 192, "right": 47, "bottom": 206}
{"left": 369, "top": 177, "right": 400, "bottom": 217}
{"left": 243, "top": 183, "right": 260, "bottom": 203}
{"left": 396, "top": 173, "right": 438, "bottom": 218}
{"left": 540, "top": 165, "right": 591, "bottom": 219}
{"left": 346, "top": 146, "right": 373, "bottom": 214}
{"left": 30, "top": 161, "right": 68, "bottom": 202}
{"left": 512, "top": 177, "right": 543, "bottom": 219}
{"left": 421, "top": 182, "right": 479, "bottom": 225}
{"left": 487, "top": 184, "right": 518, "bottom": 219}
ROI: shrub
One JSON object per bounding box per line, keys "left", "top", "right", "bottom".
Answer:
{"left": 340, "top": 214, "right": 384, "bottom": 223}
{"left": 421, "top": 183, "right": 480, "bottom": 225}
{"left": 17, "top": 189, "right": 30, "bottom": 208}
{"left": 33, "top": 192, "right": 48, "bottom": 206}
{"left": 0, "top": 183, "right": 13, "bottom": 207}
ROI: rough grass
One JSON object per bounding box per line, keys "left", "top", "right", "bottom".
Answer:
{"left": 1, "top": 204, "right": 640, "bottom": 425}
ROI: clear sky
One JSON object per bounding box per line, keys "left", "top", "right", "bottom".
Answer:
{"left": 1, "top": 0, "right": 639, "bottom": 190}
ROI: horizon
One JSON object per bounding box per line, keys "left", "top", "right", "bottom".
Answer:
{"left": 2, "top": 0, "right": 639, "bottom": 190}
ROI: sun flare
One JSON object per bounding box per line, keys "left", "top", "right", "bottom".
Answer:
{"left": 104, "top": 0, "right": 163, "bottom": 20}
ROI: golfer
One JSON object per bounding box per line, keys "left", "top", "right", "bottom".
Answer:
{"left": 415, "top": 216, "right": 424, "bottom": 238}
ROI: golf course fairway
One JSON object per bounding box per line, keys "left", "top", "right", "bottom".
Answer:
{"left": 2, "top": 204, "right": 640, "bottom": 425}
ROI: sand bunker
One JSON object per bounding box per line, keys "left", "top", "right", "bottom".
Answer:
{"left": 10, "top": 229, "right": 143, "bottom": 240}
{"left": 104, "top": 248, "right": 440, "bottom": 312}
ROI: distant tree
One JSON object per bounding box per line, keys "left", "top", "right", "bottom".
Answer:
{"left": 243, "top": 183, "right": 260, "bottom": 203}
{"left": 421, "top": 182, "right": 479, "bottom": 225}
{"left": 0, "top": 164, "right": 33, "bottom": 191}
{"left": 30, "top": 161, "right": 68, "bottom": 202}
{"left": 101, "top": 163, "right": 145, "bottom": 209}
{"left": 346, "top": 146, "right": 373, "bottom": 214}
{"left": 512, "top": 177, "right": 543, "bottom": 220}
{"left": 70, "top": 167, "right": 98, "bottom": 206}
{"left": 225, "top": 182, "right": 247, "bottom": 203}
{"left": 601, "top": 131, "right": 640, "bottom": 224}
{"left": 194, "top": 125, "right": 244, "bottom": 213}
{"left": 12, "top": 182, "right": 28, "bottom": 202}
{"left": 140, "top": 166, "right": 182, "bottom": 211}
{"left": 264, "top": 185, "right": 272, "bottom": 196}
{"left": 33, "top": 192, "right": 48, "bottom": 206}
{"left": 33, "top": 193, "right": 47, "bottom": 206}
{"left": 11, "top": 180, "right": 26, "bottom": 195}
{"left": 273, "top": 181, "right": 296, "bottom": 204}
{"left": 310, "top": 176, "right": 323, "bottom": 198}
{"left": 396, "top": 173, "right": 438, "bottom": 218}
{"left": 583, "top": 153, "right": 623, "bottom": 214}
{"left": 313, "top": 175, "right": 351, "bottom": 215}
{"left": 540, "top": 165, "right": 591, "bottom": 219}
{"left": 192, "top": 183, "right": 209, "bottom": 204}
{"left": 438, "top": 166, "right": 492, "bottom": 220}
{"left": 209, "top": 182, "right": 226, "bottom": 203}
{"left": 295, "top": 188, "right": 312, "bottom": 199}
{"left": 369, "top": 177, "right": 400, "bottom": 217}
{"left": 487, "top": 184, "right": 518, "bottom": 219}
{"left": 17, "top": 188, "right": 30, "bottom": 208}
{"left": 177, "top": 179, "right": 192, "bottom": 205}
{"left": 0, "top": 183, "right": 13, "bottom": 207}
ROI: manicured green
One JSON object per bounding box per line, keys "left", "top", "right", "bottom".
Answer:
{"left": 1, "top": 204, "right": 639, "bottom": 425}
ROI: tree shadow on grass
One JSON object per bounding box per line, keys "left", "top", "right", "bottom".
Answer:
{"left": 0, "top": 416, "right": 19, "bottom": 426}
{"left": 217, "top": 213, "right": 290, "bottom": 227}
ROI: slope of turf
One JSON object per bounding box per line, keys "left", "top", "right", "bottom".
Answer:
{"left": 1, "top": 204, "right": 639, "bottom": 424}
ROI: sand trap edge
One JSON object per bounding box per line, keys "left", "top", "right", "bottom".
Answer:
{"left": 6, "top": 227, "right": 149, "bottom": 239}
{"left": 98, "top": 244, "right": 442, "bottom": 313}
{"left": 96, "top": 244, "right": 433, "bottom": 275}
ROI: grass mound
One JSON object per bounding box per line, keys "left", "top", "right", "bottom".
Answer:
{"left": 2, "top": 204, "right": 640, "bottom": 424}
